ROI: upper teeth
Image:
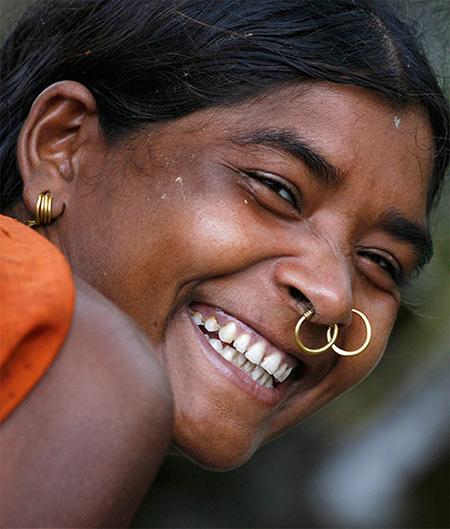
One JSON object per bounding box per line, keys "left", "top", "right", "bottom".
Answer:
{"left": 218, "top": 322, "right": 237, "bottom": 343}
{"left": 192, "top": 311, "right": 204, "bottom": 325}
{"left": 274, "top": 365, "right": 293, "bottom": 382}
{"left": 190, "top": 309, "right": 297, "bottom": 385}
{"left": 205, "top": 316, "right": 220, "bottom": 332}
{"left": 245, "top": 341, "right": 265, "bottom": 364}
{"left": 233, "top": 333, "right": 251, "bottom": 353}
{"left": 260, "top": 352, "right": 282, "bottom": 375}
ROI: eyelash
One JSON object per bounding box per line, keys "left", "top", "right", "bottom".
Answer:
{"left": 243, "top": 169, "right": 300, "bottom": 208}
{"left": 358, "top": 249, "right": 404, "bottom": 285}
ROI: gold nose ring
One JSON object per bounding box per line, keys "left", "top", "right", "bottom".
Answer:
{"left": 326, "top": 308, "right": 372, "bottom": 356}
{"left": 294, "top": 308, "right": 339, "bottom": 355}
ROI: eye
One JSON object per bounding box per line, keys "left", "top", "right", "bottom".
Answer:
{"left": 242, "top": 170, "right": 300, "bottom": 208}
{"left": 358, "top": 249, "right": 404, "bottom": 286}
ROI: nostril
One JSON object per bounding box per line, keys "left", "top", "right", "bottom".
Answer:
{"left": 289, "top": 286, "right": 309, "bottom": 305}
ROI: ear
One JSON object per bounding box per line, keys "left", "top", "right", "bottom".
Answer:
{"left": 17, "top": 81, "right": 101, "bottom": 220}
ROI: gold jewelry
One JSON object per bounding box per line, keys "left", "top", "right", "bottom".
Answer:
{"left": 294, "top": 307, "right": 339, "bottom": 355}
{"left": 25, "top": 191, "right": 53, "bottom": 227}
{"left": 326, "top": 308, "right": 371, "bottom": 356}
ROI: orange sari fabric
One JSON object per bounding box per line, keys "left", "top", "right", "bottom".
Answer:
{"left": 0, "top": 215, "right": 75, "bottom": 422}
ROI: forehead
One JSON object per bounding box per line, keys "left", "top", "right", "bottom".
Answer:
{"left": 159, "top": 82, "right": 433, "bottom": 222}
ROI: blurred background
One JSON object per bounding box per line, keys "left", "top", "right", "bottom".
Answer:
{"left": 1, "top": 1, "right": 448, "bottom": 527}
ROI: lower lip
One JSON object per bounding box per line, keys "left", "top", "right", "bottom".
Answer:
{"left": 187, "top": 309, "right": 292, "bottom": 406}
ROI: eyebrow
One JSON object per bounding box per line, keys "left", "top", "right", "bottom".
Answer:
{"left": 228, "top": 127, "right": 433, "bottom": 272}
{"left": 379, "top": 209, "right": 433, "bottom": 272}
{"left": 229, "top": 128, "right": 344, "bottom": 188}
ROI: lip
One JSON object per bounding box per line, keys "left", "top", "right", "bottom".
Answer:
{"left": 187, "top": 304, "right": 299, "bottom": 406}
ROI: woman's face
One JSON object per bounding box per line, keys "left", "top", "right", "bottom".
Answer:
{"left": 49, "top": 82, "right": 433, "bottom": 469}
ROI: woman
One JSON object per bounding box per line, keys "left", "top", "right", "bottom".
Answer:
{"left": 0, "top": 0, "right": 448, "bottom": 527}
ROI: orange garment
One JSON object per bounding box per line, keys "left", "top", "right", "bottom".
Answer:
{"left": 0, "top": 215, "right": 75, "bottom": 422}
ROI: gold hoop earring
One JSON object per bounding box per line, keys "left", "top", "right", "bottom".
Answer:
{"left": 294, "top": 307, "right": 339, "bottom": 355}
{"left": 326, "top": 308, "right": 371, "bottom": 356}
{"left": 25, "top": 191, "right": 53, "bottom": 227}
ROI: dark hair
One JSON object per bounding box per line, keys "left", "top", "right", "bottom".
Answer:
{"left": 1, "top": 0, "right": 448, "bottom": 212}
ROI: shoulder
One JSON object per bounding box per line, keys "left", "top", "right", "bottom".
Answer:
{"left": 1, "top": 273, "right": 173, "bottom": 528}
{"left": 69, "top": 275, "right": 173, "bottom": 424}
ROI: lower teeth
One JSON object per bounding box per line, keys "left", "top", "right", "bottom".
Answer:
{"left": 204, "top": 332, "right": 274, "bottom": 388}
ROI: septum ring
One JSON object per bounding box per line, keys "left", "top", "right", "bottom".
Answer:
{"left": 295, "top": 308, "right": 372, "bottom": 356}
{"left": 294, "top": 308, "right": 339, "bottom": 355}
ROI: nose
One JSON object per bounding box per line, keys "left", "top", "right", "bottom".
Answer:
{"left": 275, "top": 245, "right": 353, "bottom": 327}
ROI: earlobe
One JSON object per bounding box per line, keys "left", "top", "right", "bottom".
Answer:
{"left": 17, "top": 81, "right": 100, "bottom": 220}
{"left": 24, "top": 190, "right": 58, "bottom": 228}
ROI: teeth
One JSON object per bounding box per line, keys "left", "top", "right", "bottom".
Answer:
{"left": 233, "top": 333, "right": 251, "bottom": 353}
{"left": 232, "top": 353, "right": 247, "bottom": 367}
{"left": 245, "top": 341, "right": 265, "bottom": 365}
{"left": 204, "top": 316, "right": 220, "bottom": 332}
{"left": 242, "top": 361, "right": 254, "bottom": 373}
{"left": 195, "top": 310, "right": 284, "bottom": 390}
{"left": 250, "top": 366, "right": 265, "bottom": 381}
{"left": 256, "top": 372, "right": 273, "bottom": 387}
{"left": 218, "top": 322, "right": 238, "bottom": 343}
{"left": 276, "top": 365, "right": 293, "bottom": 382}
{"left": 263, "top": 377, "right": 274, "bottom": 388}
{"left": 260, "top": 352, "right": 282, "bottom": 375}
{"left": 222, "top": 346, "right": 236, "bottom": 361}
{"left": 192, "top": 311, "right": 203, "bottom": 325}
{"left": 273, "top": 364, "right": 287, "bottom": 381}
{"left": 209, "top": 338, "right": 223, "bottom": 353}
{"left": 259, "top": 372, "right": 271, "bottom": 385}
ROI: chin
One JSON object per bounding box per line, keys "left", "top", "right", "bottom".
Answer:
{"left": 170, "top": 414, "right": 267, "bottom": 471}
{"left": 170, "top": 444, "right": 256, "bottom": 472}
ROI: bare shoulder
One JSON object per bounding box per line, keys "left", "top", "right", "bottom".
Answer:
{"left": 70, "top": 276, "right": 173, "bottom": 415}
{"left": 1, "top": 276, "right": 173, "bottom": 528}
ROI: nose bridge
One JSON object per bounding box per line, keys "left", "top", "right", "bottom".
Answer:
{"left": 276, "top": 229, "right": 353, "bottom": 326}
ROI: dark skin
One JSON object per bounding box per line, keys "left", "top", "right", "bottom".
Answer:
{"left": 1, "top": 80, "right": 433, "bottom": 525}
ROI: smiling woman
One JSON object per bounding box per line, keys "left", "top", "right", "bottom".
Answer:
{"left": 0, "top": 0, "right": 448, "bottom": 527}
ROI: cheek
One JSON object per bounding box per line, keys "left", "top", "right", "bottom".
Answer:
{"left": 329, "top": 297, "right": 398, "bottom": 393}
{"left": 265, "top": 298, "right": 396, "bottom": 441}
{"left": 160, "top": 189, "right": 269, "bottom": 281}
